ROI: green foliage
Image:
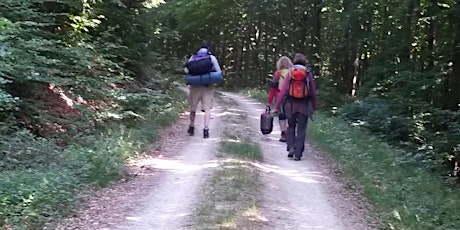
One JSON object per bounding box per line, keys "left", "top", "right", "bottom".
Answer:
{"left": 221, "top": 135, "right": 262, "bottom": 160}
{"left": 115, "top": 89, "right": 172, "bottom": 115}
{"left": 0, "top": 129, "right": 60, "bottom": 171}
{"left": 338, "top": 97, "right": 413, "bottom": 142}
{"left": 0, "top": 0, "right": 189, "bottom": 228}
{"left": 63, "top": 132, "right": 130, "bottom": 186}
{"left": 315, "top": 76, "right": 353, "bottom": 112}
{"left": 237, "top": 88, "right": 268, "bottom": 105}
{"left": 338, "top": 95, "right": 460, "bottom": 170}
{"left": 309, "top": 112, "right": 460, "bottom": 229}
{"left": 0, "top": 79, "right": 16, "bottom": 114}
{"left": 0, "top": 168, "right": 78, "bottom": 228}
{"left": 0, "top": 18, "right": 16, "bottom": 119}
{"left": 0, "top": 88, "right": 187, "bottom": 228}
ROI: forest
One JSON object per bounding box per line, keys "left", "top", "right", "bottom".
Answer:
{"left": 0, "top": 0, "right": 459, "bottom": 228}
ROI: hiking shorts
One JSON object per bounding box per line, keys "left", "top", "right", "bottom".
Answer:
{"left": 189, "top": 85, "right": 214, "bottom": 112}
{"left": 279, "top": 101, "right": 286, "bottom": 120}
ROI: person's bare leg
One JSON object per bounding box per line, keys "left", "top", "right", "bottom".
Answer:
{"left": 204, "top": 109, "right": 211, "bottom": 129}
{"left": 188, "top": 111, "right": 196, "bottom": 136}
{"left": 203, "top": 109, "right": 211, "bottom": 138}
{"left": 279, "top": 120, "right": 287, "bottom": 132}
{"left": 190, "top": 111, "right": 196, "bottom": 126}
{"left": 279, "top": 119, "right": 287, "bottom": 142}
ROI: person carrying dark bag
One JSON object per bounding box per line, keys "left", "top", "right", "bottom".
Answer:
{"left": 272, "top": 53, "right": 317, "bottom": 161}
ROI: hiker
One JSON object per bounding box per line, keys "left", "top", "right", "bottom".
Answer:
{"left": 273, "top": 53, "right": 317, "bottom": 161}
{"left": 266, "top": 56, "right": 292, "bottom": 142}
{"left": 185, "top": 40, "right": 222, "bottom": 138}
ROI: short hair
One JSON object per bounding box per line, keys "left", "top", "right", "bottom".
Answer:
{"left": 201, "top": 40, "right": 210, "bottom": 49}
{"left": 292, "top": 53, "right": 309, "bottom": 66}
{"left": 276, "top": 56, "right": 293, "bottom": 70}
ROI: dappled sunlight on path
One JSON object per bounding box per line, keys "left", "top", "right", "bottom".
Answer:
{"left": 56, "top": 89, "right": 372, "bottom": 230}
{"left": 221, "top": 91, "right": 370, "bottom": 230}
{"left": 117, "top": 104, "right": 226, "bottom": 230}
{"left": 136, "top": 157, "right": 218, "bottom": 173}
{"left": 252, "top": 161, "right": 324, "bottom": 184}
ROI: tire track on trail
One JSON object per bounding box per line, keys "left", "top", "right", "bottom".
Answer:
{"left": 115, "top": 100, "right": 226, "bottom": 229}
{"left": 54, "top": 91, "right": 227, "bottom": 230}
{"left": 55, "top": 90, "right": 376, "bottom": 230}
{"left": 221, "top": 91, "right": 375, "bottom": 230}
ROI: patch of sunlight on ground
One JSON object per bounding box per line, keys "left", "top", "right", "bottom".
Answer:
{"left": 244, "top": 203, "right": 268, "bottom": 222}
{"left": 251, "top": 162, "right": 325, "bottom": 184}
{"left": 223, "top": 138, "right": 243, "bottom": 143}
{"left": 219, "top": 218, "right": 236, "bottom": 228}
{"left": 220, "top": 158, "right": 252, "bottom": 165}
{"left": 214, "top": 111, "right": 244, "bottom": 117}
{"left": 132, "top": 158, "right": 218, "bottom": 173}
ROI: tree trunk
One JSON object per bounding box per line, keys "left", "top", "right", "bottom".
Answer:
{"left": 426, "top": 0, "right": 436, "bottom": 71}
{"left": 342, "top": 0, "right": 360, "bottom": 95}
{"left": 444, "top": 1, "right": 460, "bottom": 111}
{"left": 312, "top": 0, "right": 322, "bottom": 75}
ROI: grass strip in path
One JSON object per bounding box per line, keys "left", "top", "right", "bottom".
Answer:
{"left": 192, "top": 132, "right": 263, "bottom": 229}
{"left": 190, "top": 96, "right": 264, "bottom": 229}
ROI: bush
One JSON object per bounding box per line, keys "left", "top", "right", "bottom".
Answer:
{"left": 338, "top": 96, "right": 460, "bottom": 171}
{"left": 115, "top": 88, "right": 173, "bottom": 116}
{"left": 63, "top": 129, "right": 135, "bottom": 186}
{"left": 0, "top": 168, "right": 78, "bottom": 228}
{"left": 338, "top": 97, "right": 413, "bottom": 142}
{"left": 0, "top": 129, "right": 60, "bottom": 171}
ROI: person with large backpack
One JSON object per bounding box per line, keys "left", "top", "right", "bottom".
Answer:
{"left": 272, "top": 53, "right": 317, "bottom": 161}
{"left": 266, "top": 56, "right": 292, "bottom": 142}
{"left": 185, "top": 40, "right": 222, "bottom": 138}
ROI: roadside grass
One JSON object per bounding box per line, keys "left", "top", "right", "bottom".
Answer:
{"left": 193, "top": 132, "right": 263, "bottom": 229}
{"left": 0, "top": 88, "right": 188, "bottom": 229}
{"left": 237, "top": 88, "right": 267, "bottom": 103}
{"left": 192, "top": 97, "right": 264, "bottom": 229}
{"left": 241, "top": 88, "right": 460, "bottom": 229}
{"left": 220, "top": 135, "right": 263, "bottom": 160}
{"left": 308, "top": 112, "right": 460, "bottom": 229}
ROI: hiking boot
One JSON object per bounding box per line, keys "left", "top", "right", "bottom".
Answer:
{"left": 203, "top": 129, "right": 209, "bottom": 138}
{"left": 187, "top": 126, "right": 194, "bottom": 136}
{"left": 287, "top": 148, "right": 294, "bottom": 158}
{"left": 294, "top": 156, "right": 301, "bottom": 161}
{"left": 279, "top": 131, "right": 286, "bottom": 142}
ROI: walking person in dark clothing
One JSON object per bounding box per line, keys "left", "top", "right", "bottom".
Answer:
{"left": 272, "top": 53, "right": 317, "bottom": 161}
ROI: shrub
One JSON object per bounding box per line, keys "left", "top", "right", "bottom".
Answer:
{"left": 63, "top": 132, "right": 133, "bottom": 186}
{"left": 0, "top": 168, "right": 78, "bottom": 228}
{"left": 0, "top": 129, "right": 60, "bottom": 171}
{"left": 338, "top": 97, "right": 413, "bottom": 142}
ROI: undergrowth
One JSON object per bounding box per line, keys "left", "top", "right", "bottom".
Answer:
{"left": 0, "top": 87, "right": 187, "bottom": 229}
{"left": 309, "top": 112, "right": 460, "bottom": 229}
{"left": 243, "top": 88, "right": 460, "bottom": 229}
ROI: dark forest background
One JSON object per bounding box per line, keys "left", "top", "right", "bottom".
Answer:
{"left": 0, "top": 0, "right": 459, "bottom": 228}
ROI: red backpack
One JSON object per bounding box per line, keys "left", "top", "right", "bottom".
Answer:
{"left": 288, "top": 66, "right": 311, "bottom": 99}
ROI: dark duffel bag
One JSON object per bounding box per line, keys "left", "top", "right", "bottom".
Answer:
{"left": 260, "top": 106, "right": 273, "bottom": 135}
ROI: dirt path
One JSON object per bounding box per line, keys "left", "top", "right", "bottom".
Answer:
{"left": 221, "top": 92, "right": 376, "bottom": 229}
{"left": 54, "top": 90, "right": 377, "bottom": 230}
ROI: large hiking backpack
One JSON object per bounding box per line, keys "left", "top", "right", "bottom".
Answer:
{"left": 288, "top": 66, "right": 311, "bottom": 99}
{"left": 185, "top": 52, "right": 213, "bottom": 75}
